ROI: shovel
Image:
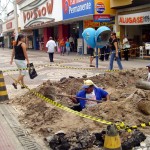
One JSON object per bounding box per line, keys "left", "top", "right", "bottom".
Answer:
{"left": 56, "top": 93, "right": 103, "bottom": 103}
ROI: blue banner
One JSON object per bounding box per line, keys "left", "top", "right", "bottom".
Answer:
{"left": 62, "top": 0, "right": 94, "bottom": 20}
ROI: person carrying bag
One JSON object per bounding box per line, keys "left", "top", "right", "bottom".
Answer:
{"left": 27, "top": 63, "right": 37, "bottom": 79}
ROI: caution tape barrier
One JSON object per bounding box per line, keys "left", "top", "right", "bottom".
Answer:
{"left": 7, "top": 74, "right": 150, "bottom": 133}
{"left": 2, "top": 47, "right": 140, "bottom": 73}
{"left": 54, "top": 47, "right": 139, "bottom": 64}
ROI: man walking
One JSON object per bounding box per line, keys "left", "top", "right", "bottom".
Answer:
{"left": 46, "top": 37, "right": 57, "bottom": 62}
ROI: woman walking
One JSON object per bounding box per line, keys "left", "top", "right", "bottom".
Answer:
{"left": 109, "top": 32, "right": 123, "bottom": 70}
{"left": 10, "top": 34, "right": 29, "bottom": 89}
{"left": 65, "top": 39, "right": 70, "bottom": 55}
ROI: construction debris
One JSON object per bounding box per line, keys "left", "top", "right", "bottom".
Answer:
{"left": 11, "top": 68, "right": 150, "bottom": 149}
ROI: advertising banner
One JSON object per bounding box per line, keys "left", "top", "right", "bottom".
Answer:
{"left": 94, "top": 0, "right": 116, "bottom": 15}
{"left": 62, "top": 0, "right": 94, "bottom": 20}
{"left": 83, "top": 20, "right": 114, "bottom": 29}
{"left": 93, "top": 14, "right": 110, "bottom": 22}
{"left": 118, "top": 11, "right": 150, "bottom": 25}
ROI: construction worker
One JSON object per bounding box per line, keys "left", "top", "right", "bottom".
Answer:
{"left": 70, "top": 80, "right": 110, "bottom": 111}
{"left": 146, "top": 64, "right": 150, "bottom": 82}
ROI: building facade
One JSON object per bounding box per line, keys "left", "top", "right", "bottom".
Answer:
{"left": 111, "top": 0, "right": 150, "bottom": 58}
{"left": 16, "top": 0, "right": 115, "bottom": 53}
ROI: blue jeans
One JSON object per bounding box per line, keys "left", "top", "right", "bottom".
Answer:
{"left": 109, "top": 50, "right": 123, "bottom": 70}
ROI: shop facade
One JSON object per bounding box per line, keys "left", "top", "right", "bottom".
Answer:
{"left": 62, "top": 0, "right": 116, "bottom": 54}
{"left": 18, "top": 0, "right": 63, "bottom": 50}
{"left": 116, "top": 4, "right": 150, "bottom": 58}
{"left": 17, "top": 0, "right": 116, "bottom": 52}
{"left": 2, "top": 18, "right": 16, "bottom": 48}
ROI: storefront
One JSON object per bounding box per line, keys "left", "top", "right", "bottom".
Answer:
{"left": 62, "top": 0, "right": 94, "bottom": 53}
{"left": 2, "top": 19, "right": 15, "bottom": 48}
{"left": 118, "top": 7, "right": 150, "bottom": 58}
{"left": 18, "top": 0, "right": 62, "bottom": 50}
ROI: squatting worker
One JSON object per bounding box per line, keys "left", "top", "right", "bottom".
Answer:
{"left": 70, "top": 80, "right": 109, "bottom": 111}
{"left": 146, "top": 64, "right": 150, "bottom": 82}
{"left": 10, "top": 34, "right": 30, "bottom": 89}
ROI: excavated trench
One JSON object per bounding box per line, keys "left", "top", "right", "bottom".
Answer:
{"left": 12, "top": 68, "right": 150, "bottom": 150}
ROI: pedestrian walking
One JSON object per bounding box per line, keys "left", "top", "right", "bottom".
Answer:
{"left": 65, "top": 39, "right": 70, "bottom": 55}
{"left": 146, "top": 64, "right": 150, "bottom": 82}
{"left": 59, "top": 38, "right": 65, "bottom": 56}
{"left": 109, "top": 32, "right": 123, "bottom": 70}
{"left": 88, "top": 45, "right": 95, "bottom": 67}
{"left": 122, "top": 35, "right": 130, "bottom": 61}
{"left": 10, "top": 34, "right": 30, "bottom": 89}
{"left": 46, "top": 37, "right": 57, "bottom": 62}
{"left": 69, "top": 35, "right": 74, "bottom": 51}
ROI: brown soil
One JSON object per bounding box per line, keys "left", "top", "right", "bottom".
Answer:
{"left": 12, "top": 68, "right": 150, "bottom": 139}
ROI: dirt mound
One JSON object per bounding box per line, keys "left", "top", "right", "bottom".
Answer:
{"left": 12, "top": 68, "right": 150, "bottom": 142}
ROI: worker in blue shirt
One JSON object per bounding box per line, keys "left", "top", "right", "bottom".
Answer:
{"left": 70, "top": 80, "right": 110, "bottom": 111}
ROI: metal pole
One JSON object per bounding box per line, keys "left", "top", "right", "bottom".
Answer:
{"left": 13, "top": 0, "right": 18, "bottom": 40}
{"left": 96, "top": 47, "right": 98, "bottom": 68}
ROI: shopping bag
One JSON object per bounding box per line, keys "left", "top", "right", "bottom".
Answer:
{"left": 27, "top": 63, "right": 38, "bottom": 79}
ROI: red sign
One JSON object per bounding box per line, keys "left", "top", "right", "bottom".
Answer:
{"left": 6, "top": 22, "right": 12, "bottom": 29}
{"left": 23, "top": 0, "right": 53, "bottom": 24}
{"left": 93, "top": 14, "right": 110, "bottom": 22}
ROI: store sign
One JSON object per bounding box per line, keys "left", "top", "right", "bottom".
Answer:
{"left": 6, "top": 22, "right": 12, "bottom": 29}
{"left": 93, "top": 14, "right": 110, "bottom": 22}
{"left": 94, "top": 0, "right": 116, "bottom": 15}
{"left": 83, "top": 19, "right": 114, "bottom": 29}
{"left": 62, "top": 0, "right": 94, "bottom": 20}
{"left": 22, "top": 0, "right": 54, "bottom": 28}
{"left": 84, "top": 20, "right": 100, "bottom": 28}
{"left": 118, "top": 11, "right": 150, "bottom": 25}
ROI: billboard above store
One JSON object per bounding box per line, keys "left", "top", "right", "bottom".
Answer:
{"left": 94, "top": 0, "right": 116, "bottom": 15}
{"left": 19, "top": 0, "right": 62, "bottom": 30}
{"left": 62, "top": 0, "right": 94, "bottom": 20}
{"left": 118, "top": 11, "right": 150, "bottom": 25}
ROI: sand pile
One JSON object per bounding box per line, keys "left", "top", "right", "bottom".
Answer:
{"left": 12, "top": 68, "right": 150, "bottom": 148}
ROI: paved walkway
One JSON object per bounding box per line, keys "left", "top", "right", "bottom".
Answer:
{"left": 0, "top": 104, "right": 41, "bottom": 150}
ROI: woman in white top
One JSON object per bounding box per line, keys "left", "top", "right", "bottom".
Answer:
{"left": 122, "top": 35, "right": 130, "bottom": 61}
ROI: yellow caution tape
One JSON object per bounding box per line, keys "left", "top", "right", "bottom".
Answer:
{"left": 2, "top": 47, "right": 140, "bottom": 73}
{"left": 7, "top": 74, "right": 150, "bottom": 132}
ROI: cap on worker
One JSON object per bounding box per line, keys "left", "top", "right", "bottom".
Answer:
{"left": 146, "top": 64, "right": 150, "bottom": 67}
{"left": 82, "top": 80, "right": 94, "bottom": 89}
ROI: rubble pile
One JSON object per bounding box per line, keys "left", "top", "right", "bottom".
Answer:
{"left": 12, "top": 68, "right": 150, "bottom": 149}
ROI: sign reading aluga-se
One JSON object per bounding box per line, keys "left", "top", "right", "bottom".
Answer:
{"left": 118, "top": 11, "right": 150, "bottom": 25}
{"left": 62, "top": 0, "right": 94, "bottom": 20}
{"left": 22, "top": 0, "right": 54, "bottom": 28}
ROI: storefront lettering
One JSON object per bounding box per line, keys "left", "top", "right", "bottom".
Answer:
{"left": 118, "top": 11, "right": 150, "bottom": 25}
{"left": 119, "top": 16, "right": 143, "bottom": 24}
{"left": 69, "top": 2, "right": 91, "bottom": 14}
{"left": 23, "top": 1, "right": 53, "bottom": 23}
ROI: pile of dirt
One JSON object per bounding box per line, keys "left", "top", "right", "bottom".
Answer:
{"left": 12, "top": 68, "right": 150, "bottom": 148}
